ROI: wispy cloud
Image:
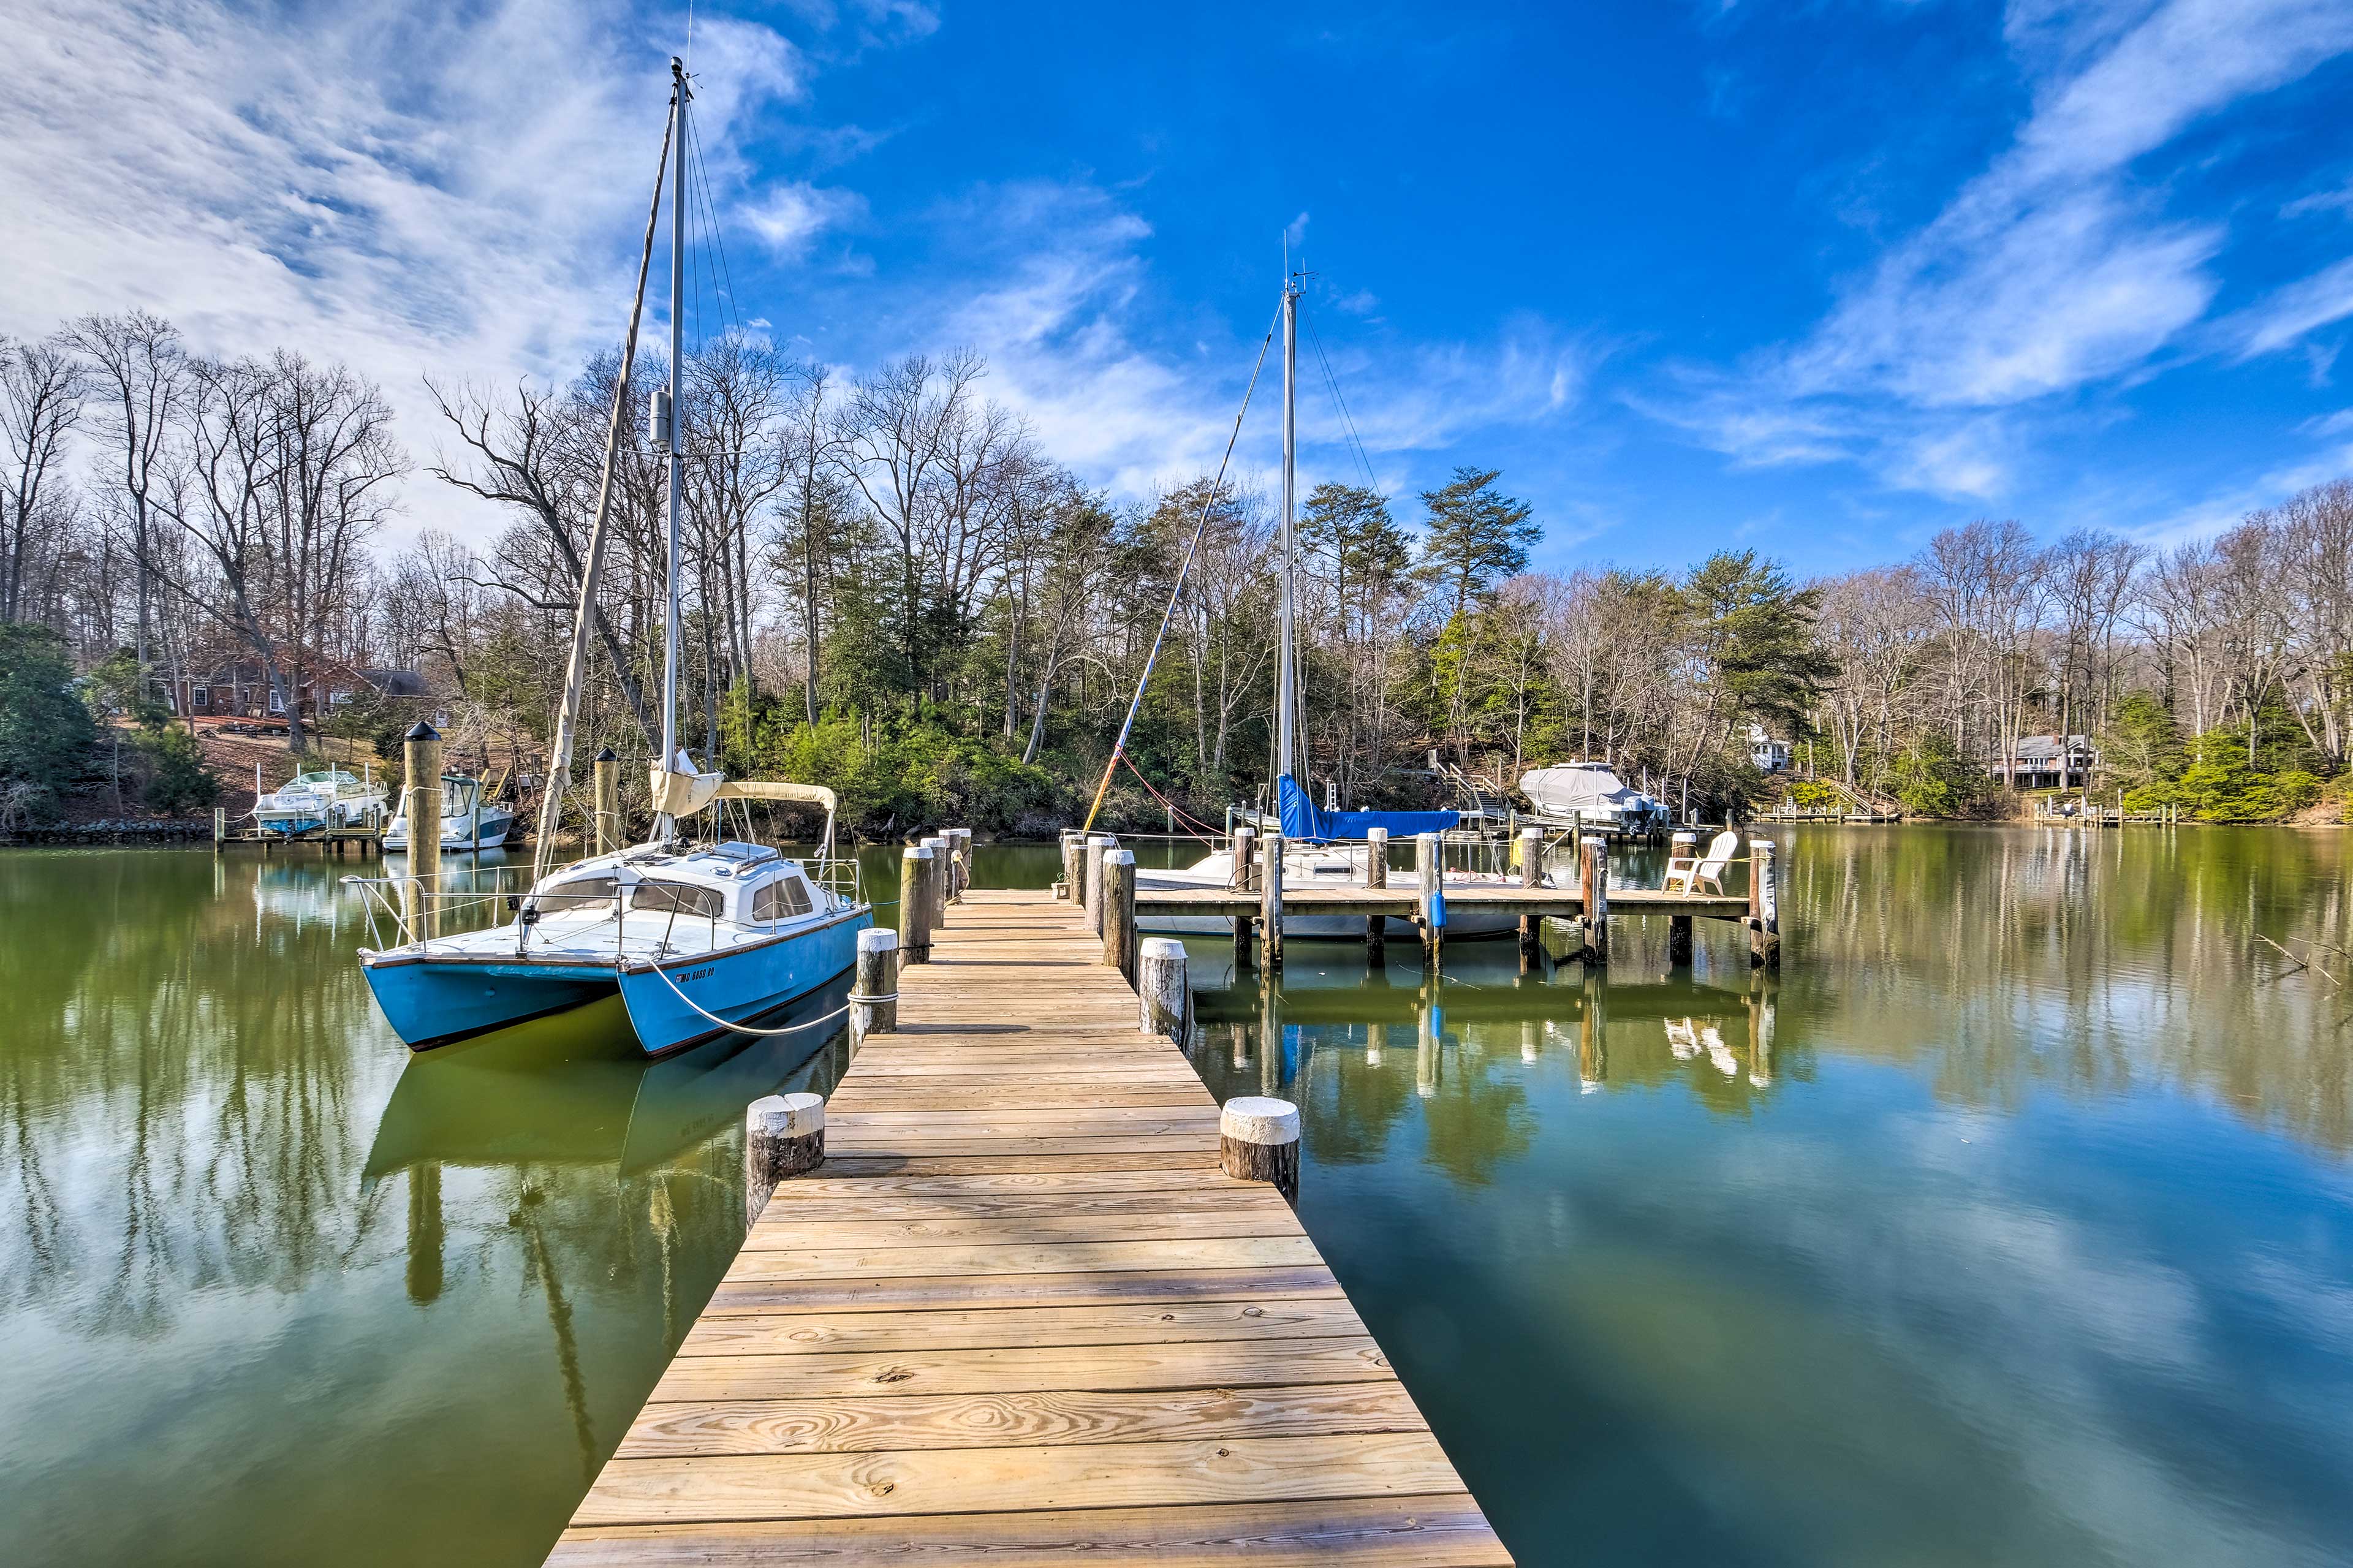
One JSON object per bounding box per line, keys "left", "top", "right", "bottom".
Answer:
{"left": 1659, "top": 0, "right": 2353, "bottom": 504}
{"left": 738, "top": 181, "right": 867, "bottom": 256}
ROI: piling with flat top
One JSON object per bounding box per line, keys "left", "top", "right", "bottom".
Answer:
{"left": 942, "top": 828, "right": 971, "bottom": 900}
{"left": 1749, "top": 837, "right": 1780, "bottom": 969}
{"left": 1057, "top": 830, "right": 1082, "bottom": 900}
{"left": 592, "top": 747, "right": 620, "bottom": 855}
{"left": 1085, "top": 833, "right": 1115, "bottom": 931}
{"left": 1668, "top": 829, "right": 1696, "bottom": 965}
{"left": 213, "top": 806, "right": 225, "bottom": 856}
{"left": 920, "top": 835, "right": 950, "bottom": 930}
{"left": 1582, "top": 834, "right": 1610, "bottom": 964}
{"left": 1517, "top": 825, "right": 1543, "bottom": 971}
{"left": 1229, "top": 824, "right": 1257, "bottom": 968}
{"left": 850, "top": 927, "right": 898, "bottom": 1043}
{"left": 1365, "top": 824, "right": 1389, "bottom": 961}
{"left": 1260, "top": 830, "right": 1285, "bottom": 969}
{"left": 1219, "top": 1094, "right": 1300, "bottom": 1200}
{"left": 1415, "top": 831, "right": 1442, "bottom": 969}
{"left": 1137, "top": 936, "right": 1190, "bottom": 1043}
{"left": 898, "top": 844, "right": 934, "bottom": 963}
{"left": 743, "top": 1092, "right": 825, "bottom": 1223}
{"left": 1101, "top": 848, "right": 1137, "bottom": 981}
{"left": 402, "top": 721, "right": 442, "bottom": 942}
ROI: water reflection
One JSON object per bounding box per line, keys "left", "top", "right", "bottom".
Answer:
{"left": 1183, "top": 825, "right": 2353, "bottom": 1567}
{"left": 0, "top": 848, "right": 851, "bottom": 1566}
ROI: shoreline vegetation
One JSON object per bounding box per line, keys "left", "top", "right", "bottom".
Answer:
{"left": 6, "top": 315, "right": 2353, "bottom": 839}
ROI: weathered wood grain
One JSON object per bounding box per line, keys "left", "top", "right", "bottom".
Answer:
{"left": 554, "top": 886, "right": 1504, "bottom": 1564}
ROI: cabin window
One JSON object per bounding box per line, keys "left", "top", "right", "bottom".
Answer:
{"left": 749, "top": 876, "right": 814, "bottom": 922}
{"left": 330, "top": 689, "right": 353, "bottom": 706}
{"left": 267, "top": 689, "right": 284, "bottom": 714}
{"left": 630, "top": 880, "right": 724, "bottom": 918}
{"left": 778, "top": 875, "right": 813, "bottom": 916}
{"left": 537, "top": 876, "right": 618, "bottom": 912}
{"left": 192, "top": 688, "right": 208, "bottom": 709}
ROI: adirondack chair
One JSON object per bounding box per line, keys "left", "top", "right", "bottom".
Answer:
{"left": 1663, "top": 829, "right": 1738, "bottom": 895}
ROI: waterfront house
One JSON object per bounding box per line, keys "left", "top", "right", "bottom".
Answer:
{"left": 1988, "top": 733, "right": 2096, "bottom": 789}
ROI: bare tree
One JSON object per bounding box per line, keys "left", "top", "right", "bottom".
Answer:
{"left": 1, "top": 333, "right": 88, "bottom": 624}
{"left": 66, "top": 312, "right": 183, "bottom": 674}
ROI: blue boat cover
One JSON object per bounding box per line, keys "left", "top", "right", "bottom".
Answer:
{"left": 1276, "top": 775, "right": 1458, "bottom": 843}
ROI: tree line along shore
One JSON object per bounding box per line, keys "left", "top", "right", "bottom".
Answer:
{"left": 5, "top": 312, "right": 2351, "bottom": 837}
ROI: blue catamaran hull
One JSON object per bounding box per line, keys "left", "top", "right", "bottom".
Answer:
{"left": 616, "top": 913, "right": 868, "bottom": 1056}
{"left": 362, "top": 958, "right": 620, "bottom": 1050}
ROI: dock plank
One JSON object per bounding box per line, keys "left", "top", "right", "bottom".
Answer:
{"left": 553, "top": 887, "right": 1506, "bottom": 1564}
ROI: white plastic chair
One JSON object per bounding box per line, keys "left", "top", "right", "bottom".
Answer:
{"left": 1663, "top": 829, "right": 1738, "bottom": 895}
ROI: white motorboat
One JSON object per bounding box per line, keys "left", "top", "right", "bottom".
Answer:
{"left": 251, "top": 765, "right": 387, "bottom": 836}
{"left": 384, "top": 773, "right": 514, "bottom": 852}
{"left": 1518, "top": 761, "right": 1670, "bottom": 833}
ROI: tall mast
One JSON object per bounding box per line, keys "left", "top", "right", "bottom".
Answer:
{"left": 658, "top": 56, "right": 689, "bottom": 822}
{"left": 1276, "top": 270, "right": 1300, "bottom": 787}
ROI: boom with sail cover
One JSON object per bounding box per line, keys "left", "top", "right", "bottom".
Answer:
{"left": 1276, "top": 776, "right": 1456, "bottom": 843}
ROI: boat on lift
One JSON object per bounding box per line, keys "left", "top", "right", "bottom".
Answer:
{"left": 382, "top": 772, "right": 515, "bottom": 852}
{"left": 1518, "top": 761, "right": 1669, "bottom": 833}
{"left": 352, "top": 56, "right": 872, "bottom": 1056}
{"left": 251, "top": 765, "right": 387, "bottom": 836}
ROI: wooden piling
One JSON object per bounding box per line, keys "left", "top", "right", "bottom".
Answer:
{"left": 1517, "top": 825, "right": 1542, "bottom": 972}
{"left": 1365, "top": 824, "right": 1389, "bottom": 961}
{"left": 1084, "top": 833, "right": 1116, "bottom": 932}
{"left": 1230, "top": 825, "right": 1256, "bottom": 890}
{"left": 592, "top": 747, "right": 620, "bottom": 856}
{"left": 212, "top": 806, "right": 225, "bottom": 856}
{"left": 1415, "top": 831, "right": 1442, "bottom": 970}
{"left": 1749, "top": 837, "right": 1779, "bottom": 969}
{"left": 947, "top": 827, "right": 971, "bottom": 900}
{"left": 1218, "top": 1094, "right": 1300, "bottom": 1200}
{"left": 1137, "top": 935, "right": 1190, "bottom": 1043}
{"left": 898, "top": 844, "right": 933, "bottom": 963}
{"left": 850, "top": 927, "right": 898, "bottom": 1043}
{"left": 403, "top": 721, "right": 441, "bottom": 942}
{"left": 1101, "top": 847, "right": 1137, "bottom": 982}
{"left": 920, "top": 834, "right": 950, "bottom": 928}
{"left": 1057, "top": 829, "right": 1082, "bottom": 900}
{"left": 743, "top": 1092, "right": 825, "bottom": 1224}
{"left": 1260, "top": 830, "right": 1285, "bottom": 969}
{"left": 1583, "top": 835, "right": 1610, "bottom": 964}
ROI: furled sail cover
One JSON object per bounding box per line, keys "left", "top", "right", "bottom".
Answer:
{"left": 1276, "top": 774, "right": 1458, "bottom": 843}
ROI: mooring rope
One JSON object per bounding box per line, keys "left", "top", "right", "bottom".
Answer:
{"left": 640, "top": 964, "right": 892, "bottom": 1037}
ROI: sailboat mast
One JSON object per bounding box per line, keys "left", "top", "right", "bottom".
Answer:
{"left": 659, "top": 58, "right": 689, "bottom": 797}
{"left": 1276, "top": 272, "right": 1300, "bottom": 787}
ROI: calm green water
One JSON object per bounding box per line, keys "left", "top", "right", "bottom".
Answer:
{"left": 1, "top": 830, "right": 2349, "bottom": 1565}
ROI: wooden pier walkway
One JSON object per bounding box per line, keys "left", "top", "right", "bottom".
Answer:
{"left": 550, "top": 887, "right": 1510, "bottom": 1566}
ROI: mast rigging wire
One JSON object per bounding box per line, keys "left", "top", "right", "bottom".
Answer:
{"left": 1078, "top": 300, "right": 1283, "bottom": 834}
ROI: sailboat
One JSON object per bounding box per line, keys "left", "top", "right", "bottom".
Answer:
{"left": 354, "top": 57, "right": 872, "bottom": 1056}
{"left": 1121, "top": 270, "right": 1539, "bottom": 941}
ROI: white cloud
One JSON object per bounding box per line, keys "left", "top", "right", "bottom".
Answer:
{"left": 2223, "top": 256, "right": 2353, "bottom": 358}
{"left": 738, "top": 181, "right": 866, "bottom": 255}
{"left": 1662, "top": 0, "right": 2353, "bottom": 500}
{"left": 0, "top": 0, "right": 817, "bottom": 543}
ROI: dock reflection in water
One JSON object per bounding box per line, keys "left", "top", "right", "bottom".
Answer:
{"left": 6, "top": 830, "right": 2353, "bottom": 1567}
{"left": 1181, "top": 825, "right": 2353, "bottom": 1568}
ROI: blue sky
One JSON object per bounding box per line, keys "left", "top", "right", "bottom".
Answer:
{"left": 7, "top": 1, "right": 2353, "bottom": 574}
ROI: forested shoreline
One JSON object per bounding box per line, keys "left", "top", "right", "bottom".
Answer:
{"left": 6, "top": 312, "right": 2353, "bottom": 835}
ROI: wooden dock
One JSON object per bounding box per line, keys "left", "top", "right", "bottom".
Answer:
{"left": 550, "top": 887, "right": 1511, "bottom": 1566}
